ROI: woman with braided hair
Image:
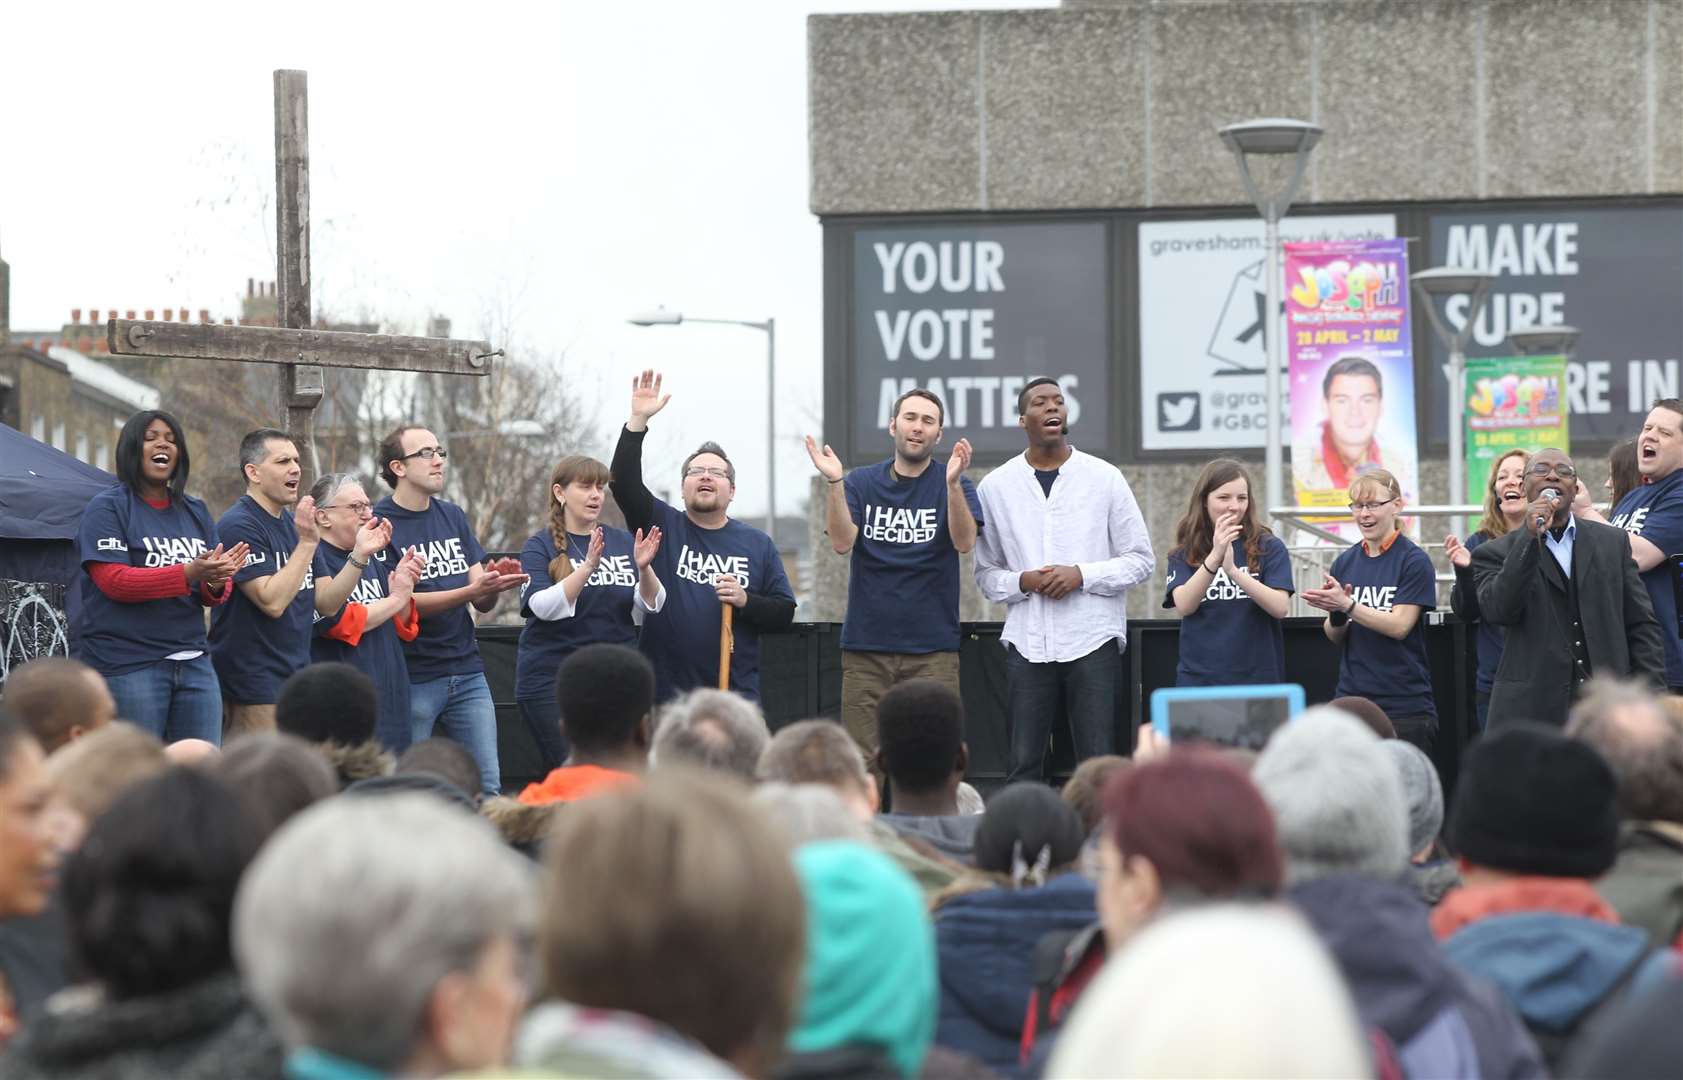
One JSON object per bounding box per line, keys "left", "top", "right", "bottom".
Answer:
{"left": 516, "top": 455, "right": 665, "bottom": 770}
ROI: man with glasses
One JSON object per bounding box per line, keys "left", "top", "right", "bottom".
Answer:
{"left": 1581, "top": 399, "right": 1683, "bottom": 694}
{"left": 208, "top": 428, "right": 320, "bottom": 738}
{"left": 611, "top": 370, "right": 795, "bottom": 701}
{"left": 1302, "top": 469, "right": 1439, "bottom": 751}
{"left": 1473, "top": 448, "right": 1664, "bottom": 728}
{"left": 373, "top": 425, "right": 527, "bottom": 794}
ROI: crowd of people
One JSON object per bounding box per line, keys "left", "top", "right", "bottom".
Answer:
{"left": 0, "top": 376, "right": 1680, "bottom": 1075}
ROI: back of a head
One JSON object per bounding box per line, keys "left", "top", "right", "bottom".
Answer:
{"left": 758, "top": 719, "right": 872, "bottom": 797}
{"left": 876, "top": 679, "right": 964, "bottom": 795}
{"left": 1, "top": 656, "right": 110, "bottom": 753}
{"left": 754, "top": 783, "right": 868, "bottom": 846}
{"left": 789, "top": 841, "right": 936, "bottom": 1079}
{"left": 396, "top": 738, "right": 484, "bottom": 803}
{"left": 1568, "top": 678, "right": 1683, "bottom": 825}
{"left": 43, "top": 721, "right": 167, "bottom": 824}
{"left": 1328, "top": 695, "right": 1396, "bottom": 740}
{"left": 276, "top": 662, "right": 377, "bottom": 746}
{"left": 541, "top": 769, "right": 805, "bottom": 1076}
{"left": 63, "top": 767, "right": 263, "bottom": 999}
{"left": 1378, "top": 740, "right": 1444, "bottom": 856}
{"left": 557, "top": 643, "right": 655, "bottom": 757}
{"left": 1046, "top": 905, "right": 1369, "bottom": 1079}
{"left": 1063, "top": 755, "right": 1131, "bottom": 835}
{"left": 1105, "top": 749, "right": 1282, "bottom": 899}
{"left": 214, "top": 732, "right": 339, "bottom": 841}
{"left": 1252, "top": 707, "right": 1408, "bottom": 885}
{"left": 651, "top": 689, "right": 769, "bottom": 783}
{"left": 1451, "top": 723, "right": 1619, "bottom": 878}
{"left": 974, "top": 783, "right": 1086, "bottom": 879}
{"left": 235, "top": 793, "right": 534, "bottom": 1072}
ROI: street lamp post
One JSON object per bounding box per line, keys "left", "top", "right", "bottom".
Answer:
{"left": 1506, "top": 324, "right": 1581, "bottom": 359}
{"left": 628, "top": 307, "right": 777, "bottom": 538}
{"left": 1411, "top": 267, "right": 1498, "bottom": 538}
{"left": 1218, "top": 118, "right": 1323, "bottom": 519}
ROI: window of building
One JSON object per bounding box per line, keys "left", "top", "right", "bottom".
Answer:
{"left": 30, "top": 416, "right": 44, "bottom": 442}
{"left": 96, "top": 443, "right": 110, "bottom": 472}
{"left": 51, "top": 423, "right": 66, "bottom": 452}
{"left": 75, "top": 433, "right": 90, "bottom": 463}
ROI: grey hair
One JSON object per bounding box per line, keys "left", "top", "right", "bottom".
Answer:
{"left": 1567, "top": 676, "right": 1683, "bottom": 823}
{"left": 650, "top": 689, "right": 770, "bottom": 783}
{"left": 753, "top": 783, "right": 869, "bottom": 846}
{"left": 757, "top": 718, "right": 872, "bottom": 793}
{"left": 307, "top": 471, "right": 362, "bottom": 509}
{"left": 233, "top": 794, "right": 535, "bottom": 1071}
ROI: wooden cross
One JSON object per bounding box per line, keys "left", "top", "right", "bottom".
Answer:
{"left": 105, "top": 70, "right": 496, "bottom": 480}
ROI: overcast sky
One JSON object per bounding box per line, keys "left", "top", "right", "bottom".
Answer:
{"left": 1, "top": 0, "right": 1048, "bottom": 519}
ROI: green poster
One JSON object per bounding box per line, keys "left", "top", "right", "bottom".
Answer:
{"left": 1464, "top": 355, "right": 1569, "bottom": 505}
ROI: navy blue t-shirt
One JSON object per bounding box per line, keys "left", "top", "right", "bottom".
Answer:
{"left": 1460, "top": 531, "right": 1507, "bottom": 694}
{"left": 1611, "top": 469, "right": 1683, "bottom": 686}
{"left": 640, "top": 502, "right": 794, "bottom": 702}
{"left": 515, "top": 527, "right": 643, "bottom": 701}
{"left": 1163, "top": 533, "right": 1293, "bottom": 686}
{"left": 1329, "top": 533, "right": 1439, "bottom": 720}
{"left": 841, "top": 460, "right": 982, "bottom": 654}
{"left": 311, "top": 543, "right": 412, "bottom": 752}
{"left": 374, "top": 496, "right": 488, "bottom": 682}
{"left": 74, "top": 486, "right": 220, "bottom": 677}
{"left": 209, "top": 495, "right": 316, "bottom": 704}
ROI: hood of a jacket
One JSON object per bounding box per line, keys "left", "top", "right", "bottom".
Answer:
{"left": 323, "top": 740, "right": 394, "bottom": 788}
{"left": 514, "top": 1002, "right": 740, "bottom": 1080}
{"left": 935, "top": 875, "right": 1095, "bottom": 1037}
{"left": 480, "top": 795, "right": 559, "bottom": 850}
{"left": 1292, "top": 874, "right": 1460, "bottom": 1042}
{"left": 1442, "top": 911, "right": 1651, "bottom": 1033}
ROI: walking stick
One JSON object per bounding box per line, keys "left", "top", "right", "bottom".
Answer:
{"left": 718, "top": 603, "right": 734, "bottom": 690}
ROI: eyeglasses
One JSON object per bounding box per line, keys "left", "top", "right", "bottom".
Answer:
{"left": 1527, "top": 462, "right": 1577, "bottom": 479}
{"left": 684, "top": 466, "right": 731, "bottom": 480}
{"left": 321, "top": 501, "right": 373, "bottom": 515}
{"left": 401, "top": 447, "right": 448, "bottom": 461}
{"left": 1348, "top": 498, "right": 1399, "bottom": 513}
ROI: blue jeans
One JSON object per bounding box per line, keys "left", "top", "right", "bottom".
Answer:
{"left": 517, "top": 696, "right": 570, "bottom": 773}
{"left": 410, "top": 673, "right": 501, "bottom": 795}
{"left": 1004, "top": 641, "right": 1119, "bottom": 782}
{"left": 106, "top": 656, "right": 223, "bottom": 745}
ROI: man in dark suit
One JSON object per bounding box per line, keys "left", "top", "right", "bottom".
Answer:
{"left": 1472, "top": 448, "right": 1666, "bottom": 728}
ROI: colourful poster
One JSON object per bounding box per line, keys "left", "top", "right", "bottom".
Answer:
{"left": 1464, "top": 354, "right": 1568, "bottom": 503}
{"left": 1287, "top": 239, "right": 1419, "bottom": 511}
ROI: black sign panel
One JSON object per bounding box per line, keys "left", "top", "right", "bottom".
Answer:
{"left": 848, "top": 221, "right": 1110, "bottom": 460}
{"left": 1423, "top": 206, "right": 1683, "bottom": 444}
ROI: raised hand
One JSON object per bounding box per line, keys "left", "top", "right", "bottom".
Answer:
{"left": 946, "top": 438, "right": 973, "bottom": 486}
{"left": 582, "top": 527, "right": 606, "bottom": 573}
{"left": 1444, "top": 534, "right": 1470, "bottom": 569}
{"left": 805, "top": 436, "right": 844, "bottom": 482}
{"left": 390, "top": 550, "right": 425, "bottom": 596}
{"left": 293, "top": 496, "right": 320, "bottom": 543}
{"left": 486, "top": 556, "right": 525, "bottom": 578}
{"left": 1302, "top": 573, "right": 1353, "bottom": 613}
{"left": 201, "top": 542, "right": 250, "bottom": 590}
{"left": 1524, "top": 491, "right": 1557, "bottom": 537}
{"left": 354, "top": 516, "right": 391, "bottom": 560}
{"left": 629, "top": 369, "right": 671, "bottom": 429}
{"left": 1210, "top": 510, "right": 1242, "bottom": 569}
{"left": 633, "top": 526, "right": 663, "bottom": 569}
{"left": 183, "top": 543, "right": 226, "bottom": 588}
{"left": 473, "top": 570, "right": 529, "bottom": 601}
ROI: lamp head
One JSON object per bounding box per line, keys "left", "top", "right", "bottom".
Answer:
{"left": 1409, "top": 266, "right": 1498, "bottom": 298}
{"left": 1217, "top": 118, "right": 1323, "bottom": 156}
{"left": 627, "top": 307, "right": 684, "bottom": 327}
{"left": 1506, "top": 324, "right": 1581, "bottom": 357}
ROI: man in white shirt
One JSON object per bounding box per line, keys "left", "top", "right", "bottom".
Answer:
{"left": 974, "top": 378, "right": 1155, "bottom": 781}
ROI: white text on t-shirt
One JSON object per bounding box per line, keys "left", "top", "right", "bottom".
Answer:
{"left": 1351, "top": 585, "right": 1397, "bottom": 611}
{"left": 407, "top": 539, "right": 471, "bottom": 580}
{"left": 140, "top": 536, "right": 207, "bottom": 568}
{"left": 675, "top": 545, "right": 751, "bottom": 588}
{"left": 862, "top": 504, "right": 938, "bottom": 545}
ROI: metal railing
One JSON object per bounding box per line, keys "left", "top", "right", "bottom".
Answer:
{"left": 1268, "top": 504, "right": 1482, "bottom": 618}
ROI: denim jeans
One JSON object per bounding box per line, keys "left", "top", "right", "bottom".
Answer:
{"left": 410, "top": 672, "right": 501, "bottom": 795}
{"left": 106, "top": 656, "right": 223, "bottom": 745}
{"left": 1004, "top": 641, "right": 1119, "bottom": 782}
{"left": 517, "top": 696, "right": 570, "bottom": 774}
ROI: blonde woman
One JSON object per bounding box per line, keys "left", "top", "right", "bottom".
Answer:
{"left": 515, "top": 456, "right": 664, "bottom": 769}
{"left": 1443, "top": 449, "right": 1529, "bottom": 732}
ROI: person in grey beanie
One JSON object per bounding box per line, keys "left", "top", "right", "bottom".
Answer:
{"left": 1254, "top": 708, "right": 1545, "bottom": 1079}
{"left": 1379, "top": 740, "right": 1459, "bottom": 905}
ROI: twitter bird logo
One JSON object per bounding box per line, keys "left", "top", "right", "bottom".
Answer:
{"left": 1158, "top": 393, "right": 1201, "bottom": 432}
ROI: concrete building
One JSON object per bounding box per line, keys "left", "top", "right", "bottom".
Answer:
{"left": 806, "top": 0, "right": 1683, "bottom": 621}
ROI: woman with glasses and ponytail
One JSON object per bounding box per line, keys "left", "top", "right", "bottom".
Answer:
{"left": 515, "top": 455, "right": 666, "bottom": 770}
{"left": 308, "top": 473, "right": 425, "bottom": 752}
{"left": 1301, "top": 469, "right": 1440, "bottom": 754}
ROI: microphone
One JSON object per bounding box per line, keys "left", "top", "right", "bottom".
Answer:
{"left": 1535, "top": 487, "right": 1561, "bottom": 530}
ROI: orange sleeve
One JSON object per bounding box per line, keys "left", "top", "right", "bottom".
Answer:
{"left": 392, "top": 598, "right": 420, "bottom": 642}
{"left": 324, "top": 603, "right": 369, "bottom": 647}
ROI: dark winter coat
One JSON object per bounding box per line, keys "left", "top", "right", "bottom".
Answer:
{"left": 0, "top": 972, "right": 284, "bottom": 1080}
{"left": 1291, "top": 874, "right": 1546, "bottom": 1080}
{"left": 932, "top": 873, "right": 1094, "bottom": 1079}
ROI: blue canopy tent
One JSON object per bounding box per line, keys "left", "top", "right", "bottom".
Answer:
{"left": 0, "top": 423, "right": 117, "bottom": 682}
